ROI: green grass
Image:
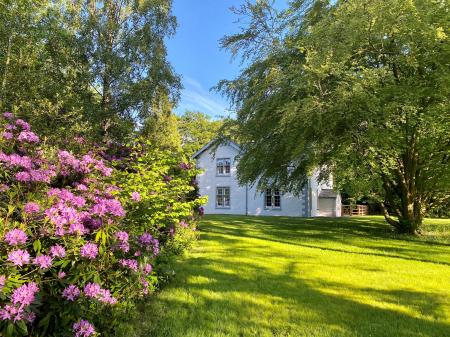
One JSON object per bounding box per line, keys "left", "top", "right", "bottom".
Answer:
{"left": 128, "top": 216, "right": 450, "bottom": 337}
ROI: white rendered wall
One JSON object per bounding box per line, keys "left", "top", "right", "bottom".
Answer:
{"left": 195, "top": 144, "right": 306, "bottom": 216}
{"left": 196, "top": 144, "right": 247, "bottom": 215}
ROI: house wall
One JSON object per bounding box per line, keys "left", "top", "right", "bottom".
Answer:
{"left": 246, "top": 186, "right": 306, "bottom": 217}
{"left": 195, "top": 143, "right": 341, "bottom": 217}
{"left": 196, "top": 144, "right": 247, "bottom": 215}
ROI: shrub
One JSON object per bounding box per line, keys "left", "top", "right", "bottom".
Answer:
{"left": 0, "top": 114, "right": 205, "bottom": 336}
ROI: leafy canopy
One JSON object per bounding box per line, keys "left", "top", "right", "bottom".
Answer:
{"left": 218, "top": 0, "right": 450, "bottom": 233}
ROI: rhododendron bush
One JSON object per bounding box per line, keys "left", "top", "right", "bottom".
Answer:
{"left": 0, "top": 113, "right": 205, "bottom": 336}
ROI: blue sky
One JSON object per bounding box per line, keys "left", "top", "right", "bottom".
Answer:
{"left": 167, "top": 0, "right": 245, "bottom": 119}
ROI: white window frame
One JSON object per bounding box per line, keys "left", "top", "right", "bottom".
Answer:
{"left": 216, "top": 158, "right": 231, "bottom": 176}
{"left": 265, "top": 188, "right": 281, "bottom": 209}
{"left": 216, "top": 187, "right": 231, "bottom": 208}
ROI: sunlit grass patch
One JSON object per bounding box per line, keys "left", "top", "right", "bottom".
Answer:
{"left": 125, "top": 215, "right": 450, "bottom": 337}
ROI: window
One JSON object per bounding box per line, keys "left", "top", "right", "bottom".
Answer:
{"left": 216, "top": 187, "right": 230, "bottom": 208}
{"left": 265, "top": 189, "right": 281, "bottom": 208}
{"left": 216, "top": 158, "right": 231, "bottom": 176}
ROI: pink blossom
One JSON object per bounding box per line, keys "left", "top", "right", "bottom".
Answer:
{"left": 83, "top": 283, "right": 101, "bottom": 298}
{"left": 24, "top": 202, "right": 40, "bottom": 214}
{"left": 142, "top": 263, "right": 153, "bottom": 275}
{"left": 0, "top": 275, "right": 5, "bottom": 292}
{"left": 15, "top": 119, "right": 31, "bottom": 131}
{"left": 4, "top": 229, "right": 27, "bottom": 246}
{"left": 57, "top": 271, "right": 66, "bottom": 279}
{"left": 0, "top": 304, "right": 24, "bottom": 321}
{"left": 33, "top": 255, "right": 53, "bottom": 269}
{"left": 62, "top": 285, "right": 80, "bottom": 301}
{"left": 131, "top": 191, "right": 141, "bottom": 201}
{"left": 17, "top": 131, "right": 39, "bottom": 143}
{"left": 49, "top": 245, "right": 66, "bottom": 258}
{"left": 119, "top": 259, "right": 138, "bottom": 272}
{"left": 3, "top": 112, "right": 13, "bottom": 119}
{"left": 23, "top": 311, "right": 36, "bottom": 323}
{"left": 7, "top": 249, "right": 30, "bottom": 266}
{"left": 80, "top": 243, "right": 98, "bottom": 260}
{"left": 11, "top": 282, "right": 39, "bottom": 306}
{"left": 2, "top": 131, "right": 13, "bottom": 140}
{"left": 0, "top": 184, "right": 9, "bottom": 192}
{"left": 115, "top": 231, "right": 129, "bottom": 242}
{"left": 73, "top": 319, "right": 96, "bottom": 337}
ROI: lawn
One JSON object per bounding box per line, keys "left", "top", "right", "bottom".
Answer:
{"left": 127, "top": 215, "right": 450, "bottom": 337}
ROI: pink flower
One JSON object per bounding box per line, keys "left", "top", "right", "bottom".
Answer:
{"left": 11, "top": 282, "right": 39, "bottom": 306}
{"left": 131, "top": 191, "right": 141, "bottom": 201}
{"left": 179, "top": 220, "right": 188, "bottom": 228}
{"left": 17, "top": 131, "right": 39, "bottom": 143}
{"left": 15, "top": 171, "right": 31, "bottom": 182}
{"left": 4, "top": 229, "right": 27, "bottom": 245}
{"left": 58, "top": 271, "right": 66, "bottom": 279}
{"left": 49, "top": 245, "right": 66, "bottom": 258}
{"left": 62, "top": 285, "right": 80, "bottom": 301}
{"left": 83, "top": 283, "right": 101, "bottom": 298}
{"left": 142, "top": 263, "right": 152, "bottom": 275}
{"left": 0, "top": 184, "right": 9, "bottom": 192}
{"left": 73, "top": 319, "right": 96, "bottom": 337}
{"left": 139, "top": 232, "right": 153, "bottom": 245}
{"left": 3, "top": 112, "right": 13, "bottom": 119}
{"left": 0, "top": 275, "right": 5, "bottom": 292}
{"left": 2, "top": 131, "right": 13, "bottom": 140}
{"left": 15, "top": 119, "right": 31, "bottom": 131}
{"left": 80, "top": 243, "right": 98, "bottom": 260}
{"left": 33, "top": 255, "right": 53, "bottom": 269}
{"left": 96, "top": 289, "right": 117, "bottom": 305}
{"left": 23, "top": 311, "right": 36, "bottom": 323}
{"left": 24, "top": 202, "right": 40, "bottom": 214}
{"left": 119, "top": 259, "right": 138, "bottom": 272}
{"left": 7, "top": 249, "right": 30, "bottom": 266}
{"left": 115, "top": 231, "right": 129, "bottom": 242}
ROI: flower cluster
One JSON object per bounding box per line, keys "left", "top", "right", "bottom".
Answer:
{"left": 0, "top": 114, "right": 205, "bottom": 336}
{"left": 119, "top": 259, "right": 138, "bottom": 272}
{"left": 73, "top": 319, "right": 96, "bottom": 337}
{"left": 80, "top": 243, "right": 98, "bottom": 260}
{"left": 0, "top": 282, "right": 39, "bottom": 322}
{"left": 138, "top": 233, "right": 160, "bottom": 256}
{"left": 4, "top": 229, "right": 28, "bottom": 246}
{"left": 83, "top": 283, "right": 117, "bottom": 305}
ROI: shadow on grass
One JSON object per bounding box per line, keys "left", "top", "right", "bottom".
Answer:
{"left": 202, "top": 216, "right": 450, "bottom": 265}
{"left": 129, "top": 215, "right": 450, "bottom": 337}
{"left": 139, "top": 255, "right": 449, "bottom": 337}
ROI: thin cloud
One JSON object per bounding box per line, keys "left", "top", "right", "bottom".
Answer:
{"left": 176, "top": 76, "right": 228, "bottom": 117}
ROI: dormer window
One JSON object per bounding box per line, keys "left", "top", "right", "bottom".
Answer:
{"left": 216, "top": 158, "right": 231, "bottom": 176}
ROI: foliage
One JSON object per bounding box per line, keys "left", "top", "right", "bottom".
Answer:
{"left": 0, "top": 113, "right": 205, "bottom": 336}
{"left": 0, "top": 0, "right": 180, "bottom": 143}
{"left": 125, "top": 215, "right": 450, "bottom": 337}
{"left": 217, "top": 0, "right": 450, "bottom": 233}
{"left": 141, "top": 95, "right": 183, "bottom": 151}
{"left": 177, "top": 111, "right": 223, "bottom": 156}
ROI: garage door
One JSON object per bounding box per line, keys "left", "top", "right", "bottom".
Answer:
{"left": 318, "top": 197, "right": 336, "bottom": 217}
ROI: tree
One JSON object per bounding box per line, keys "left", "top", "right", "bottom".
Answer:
{"left": 177, "top": 111, "right": 223, "bottom": 155}
{"left": 141, "top": 92, "right": 182, "bottom": 151}
{"left": 218, "top": 0, "right": 450, "bottom": 234}
{"left": 74, "top": 0, "right": 181, "bottom": 141}
{"left": 0, "top": 0, "right": 95, "bottom": 142}
{"left": 0, "top": 0, "right": 181, "bottom": 143}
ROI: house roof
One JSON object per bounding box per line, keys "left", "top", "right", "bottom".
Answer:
{"left": 192, "top": 138, "right": 241, "bottom": 159}
{"left": 319, "top": 189, "right": 338, "bottom": 198}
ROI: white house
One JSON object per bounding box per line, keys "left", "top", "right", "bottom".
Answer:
{"left": 193, "top": 140, "right": 341, "bottom": 217}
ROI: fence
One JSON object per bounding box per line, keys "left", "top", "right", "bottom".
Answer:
{"left": 342, "top": 204, "right": 369, "bottom": 216}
